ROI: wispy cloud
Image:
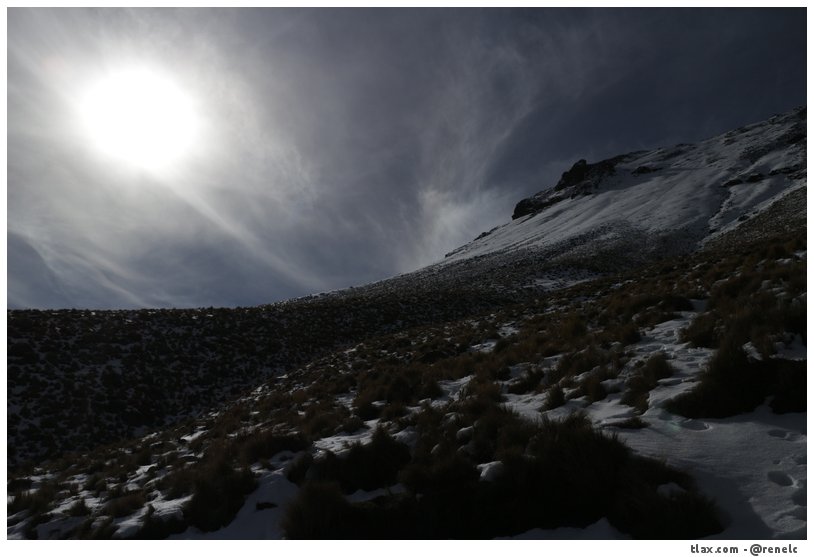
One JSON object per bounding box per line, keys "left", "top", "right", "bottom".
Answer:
{"left": 7, "top": 8, "right": 805, "bottom": 308}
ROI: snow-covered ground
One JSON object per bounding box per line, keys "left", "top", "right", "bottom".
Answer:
{"left": 440, "top": 108, "right": 805, "bottom": 266}
{"left": 162, "top": 309, "right": 804, "bottom": 540}
{"left": 489, "top": 311, "right": 806, "bottom": 540}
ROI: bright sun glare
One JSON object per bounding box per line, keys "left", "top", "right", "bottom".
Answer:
{"left": 79, "top": 67, "right": 200, "bottom": 172}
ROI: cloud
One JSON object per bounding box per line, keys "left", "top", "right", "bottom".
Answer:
{"left": 7, "top": 8, "right": 806, "bottom": 309}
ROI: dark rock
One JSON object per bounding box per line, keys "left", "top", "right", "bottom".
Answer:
{"left": 554, "top": 159, "right": 589, "bottom": 191}
{"left": 553, "top": 156, "right": 622, "bottom": 192}
{"left": 723, "top": 178, "right": 744, "bottom": 187}
{"left": 474, "top": 227, "right": 499, "bottom": 241}
{"left": 784, "top": 128, "right": 805, "bottom": 146}
{"left": 633, "top": 165, "right": 658, "bottom": 175}
{"left": 746, "top": 173, "right": 765, "bottom": 183}
{"left": 512, "top": 156, "right": 622, "bottom": 219}
{"left": 769, "top": 164, "right": 803, "bottom": 176}
{"left": 512, "top": 198, "right": 540, "bottom": 220}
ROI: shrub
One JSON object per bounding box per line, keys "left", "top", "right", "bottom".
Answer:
{"left": 460, "top": 377, "right": 504, "bottom": 404}
{"left": 681, "top": 312, "right": 719, "bottom": 347}
{"left": 134, "top": 505, "right": 188, "bottom": 539}
{"left": 282, "top": 482, "right": 358, "bottom": 539}
{"left": 301, "top": 401, "right": 350, "bottom": 438}
{"left": 461, "top": 404, "right": 532, "bottom": 463}
{"left": 160, "top": 465, "right": 196, "bottom": 500}
{"left": 8, "top": 482, "right": 57, "bottom": 515}
{"left": 353, "top": 393, "right": 381, "bottom": 420}
{"left": 104, "top": 490, "right": 146, "bottom": 518}
{"left": 233, "top": 399, "right": 725, "bottom": 539}
{"left": 285, "top": 453, "right": 314, "bottom": 485}
{"left": 68, "top": 498, "right": 91, "bottom": 517}
{"left": 183, "top": 448, "right": 257, "bottom": 532}
{"left": 507, "top": 368, "right": 545, "bottom": 394}
{"left": 418, "top": 376, "right": 444, "bottom": 400}
{"left": 305, "top": 428, "right": 411, "bottom": 494}
{"left": 609, "top": 456, "right": 722, "bottom": 539}
{"left": 550, "top": 345, "right": 607, "bottom": 384}
{"left": 340, "top": 416, "right": 367, "bottom": 434}
{"left": 543, "top": 384, "right": 566, "bottom": 411}
{"left": 769, "top": 360, "right": 807, "bottom": 413}
{"left": 73, "top": 516, "right": 118, "bottom": 539}
{"left": 621, "top": 353, "right": 673, "bottom": 413}
{"left": 635, "top": 309, "right": 679, "bottom": 329}
{"left": 239, "top": 431, "right": 308, "bottom": 465}
{"left": 380, "top": 401, "right": 409, "bottom": 420}
{"left": 399, "top": 450, "right": 479, "bottom": 498}
{"left": 665, "top": 339, "right": 767, "bottom": 418}
{"left": 581, "top": 373, "right": 609, "bottom": 403}
{"left": 617, "top": 322, "right": 643, "bottom": 344}
{"left": 557, "top": 314, "right": 588, "bottom": 345}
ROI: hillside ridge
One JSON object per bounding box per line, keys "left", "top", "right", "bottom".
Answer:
{"left": 7, "top": 108, "right": 807, "bottom": 540}
{"left": 444, "top": 106, "right": 805, "bottom": 267}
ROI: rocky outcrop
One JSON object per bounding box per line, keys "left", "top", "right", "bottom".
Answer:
{"left": 512, "top": 155, "right": 625, "bottom": 219}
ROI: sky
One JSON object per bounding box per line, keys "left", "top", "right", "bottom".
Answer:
{"left": 7, "top": 7, "right": 807, "bottom": 309}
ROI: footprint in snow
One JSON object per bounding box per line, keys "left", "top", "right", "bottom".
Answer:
{"left": 678, "top": 418, "right": 710, "bottom": 431}
{"left": 767, "top": 470, "right": 794, "bottom": 487}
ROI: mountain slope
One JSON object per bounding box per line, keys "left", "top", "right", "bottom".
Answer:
{"left": 443, "top": 106, "right": 805, "bottom": 267}
{"left": 6, "top": 108, "right": 807, "bottom": 540}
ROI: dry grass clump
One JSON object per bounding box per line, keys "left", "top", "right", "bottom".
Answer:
{"left": 7, "top": 482, "right": 58, "bottom": 516}
{"left": 182, "top": 444, "right": 257, "bottom": 532}
{"left": 283, "top": 396, "right": 723, "bottom": 539}
{"left": 665, "top": 337, "right": 805, "bottom": 418}
{"left": 103, "top": 490, "right": 146, "bottom": 518}
{"left": 620, "top": 353, "right": 673, "bottom": 413}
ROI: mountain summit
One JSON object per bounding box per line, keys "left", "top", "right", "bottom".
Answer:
{"left": 444, "top": 106, "right": 805, "bottom": 269}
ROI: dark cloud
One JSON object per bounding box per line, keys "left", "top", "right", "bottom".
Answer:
{"left": 7, "top": 7, "right": 806, "bottom": 309}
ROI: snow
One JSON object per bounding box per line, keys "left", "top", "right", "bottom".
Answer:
{"left": 5, "top": 109, "right": 806, "bottom": 542}
{"left": 313, "top": 419, "right": 380, "bottom": 455}
{"left": 172, "top": 468, "right": 298, "bottom": 540}
{"left": 657, "top": 482, "right": 687, "bottom": 498}
{"left": 744, "top": 334, "right": 806, "bottom": 362}
{"left": 149, "top": 494, "right": 190, "bottom": 522}
{"left": 497, "top": 307, "right": 806, "bottom": 539}
{"left": 619, "top": 405, "right": 806, "bottom": 540}
{"left": 433, "top": 375, "right": 473, "bottom": 406}
{"left": 477, "top": 461, "right": 506, "bottom": 482}
{"left": 601, "top": 313, "right": 805, "bottom": 538}
{"left": 498, "top": 324, "right": 520, "bottom": 337}
{"left": 173, "top": 296, "right": 804, "bottom": 540}
{"left": 113, "top": 508, "right": 150, "bottom": 539}
{"left": 471, "top": 340, "right": 497, "bottom": 353}
{"left": 437, "top": 110, "right": 805, "bottom": 268}
{"left": 772, "top": 335, "right": 807, "bottom": 361}
{"left": 393, "top": 426, "right": 419, "bottom": 448}
{"left": 456, "top": 426, "right": 474, "bottom": 441}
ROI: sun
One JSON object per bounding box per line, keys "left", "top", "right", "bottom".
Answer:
{"left": 79, "top": 67, "right": 200, "bottom": 172}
